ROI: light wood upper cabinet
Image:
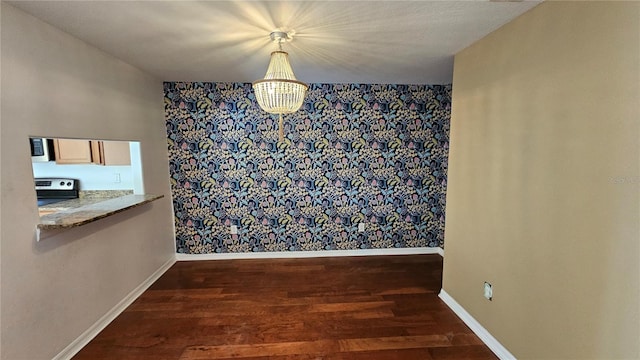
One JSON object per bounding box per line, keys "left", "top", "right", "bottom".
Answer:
{"left": 54, "top": 139, "right": 130, "bottom": 166}
{"left": 53, "top": 139, "right": 93, "bottom": 164}
{"left": 100, "top": 141, "right": 131, "bottom": 166}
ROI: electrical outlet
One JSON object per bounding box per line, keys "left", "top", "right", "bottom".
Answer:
{"left": 358, "top": 223, "right": 365, "bottom": 232}
{"left": 113, "top": 173, "right": 121, "bottom": 183}
{"left": 484, "top": 282, "right": 493, "bottom": 301}
{"left": 230, "top": 225, "right": 238, "bottom": 235}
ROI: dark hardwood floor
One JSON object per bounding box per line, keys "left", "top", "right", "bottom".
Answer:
{"left": 73, "top": 255, "right": 497, "bottom": 360}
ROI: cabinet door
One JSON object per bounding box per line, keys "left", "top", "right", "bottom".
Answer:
{"left": 101, "top": 141, "right": 131, "bottom": 166}
{"left": 53, "top": 139, "right": 93, "bottom": 164}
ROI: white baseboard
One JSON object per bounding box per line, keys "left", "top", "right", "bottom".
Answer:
{"left": 438, "top": 289, "right": 516, "bottom": 360}
{"left": 176, "top": 246, "right": 444, "bottom": 261}
{"left": 52, "top": 257, "right": 176, "bottom": 360}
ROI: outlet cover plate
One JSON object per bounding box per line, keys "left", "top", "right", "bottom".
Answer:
{"left": 358, "top": 223, "right": 365, "bottom": 232}
{"left": 230, "top": 225, "right": 238, "bottom": 235}
{"left": 484, "top": 282, "right": 493, "bottom": 301}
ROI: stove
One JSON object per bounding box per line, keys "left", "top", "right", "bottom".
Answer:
{"left": 35, "top": 178, "right": 79, "bottom": 206}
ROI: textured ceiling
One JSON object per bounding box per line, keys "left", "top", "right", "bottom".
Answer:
{"left": 9, "top": 1, "right": 540, "bottom": 84}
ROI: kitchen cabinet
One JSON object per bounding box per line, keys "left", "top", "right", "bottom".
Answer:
{"left": 53, "top": 139, "right": 93, "bottom": 164}
{"left": 99, "top": 141, "right": 131, "bottom": 166}
{"left": 53, "top": 139, "right": 131, "bottom": 165}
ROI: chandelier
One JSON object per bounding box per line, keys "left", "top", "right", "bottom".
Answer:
{"left": 252, "top": 31, "right": 308, "bottom": 141}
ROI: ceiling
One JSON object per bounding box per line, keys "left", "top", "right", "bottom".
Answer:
{"left": 9, "top": 1, "right": 540, "bottom": 84}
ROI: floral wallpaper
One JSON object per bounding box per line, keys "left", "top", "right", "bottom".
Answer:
{"left": 165, "top": 82, "right": 451, "bottom": 254}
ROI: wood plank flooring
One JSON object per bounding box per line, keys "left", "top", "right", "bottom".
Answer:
{"left": 73, "top": 255, "right": 497, "bottom": 360}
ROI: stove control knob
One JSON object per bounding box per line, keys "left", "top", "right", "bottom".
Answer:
{"left": 67, "top": 182, "right": 72, "bottom": 186}
{"left": 60, "top": 181, "right": 65, "bottom": 186}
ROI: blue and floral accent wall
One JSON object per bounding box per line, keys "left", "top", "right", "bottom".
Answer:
{"left": 165, "top": 82, "right": 451, "bottom": 254}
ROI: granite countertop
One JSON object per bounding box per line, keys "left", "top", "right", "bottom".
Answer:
{"left": 37, "top": 194, "right": 164, "bottom": 230}
{"left": 39, "top": 190, "right": 134, "bottom": 211}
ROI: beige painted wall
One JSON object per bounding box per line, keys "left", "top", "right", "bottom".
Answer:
{"left": 443, "top": 2, "right": 639, "bottom": 359}
{"left": 1, "top": 4, "right": 175, "bottom": 359}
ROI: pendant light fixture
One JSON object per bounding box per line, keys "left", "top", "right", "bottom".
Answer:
{"left": 252, "top": 31, "right": 308, "bottom": 141}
